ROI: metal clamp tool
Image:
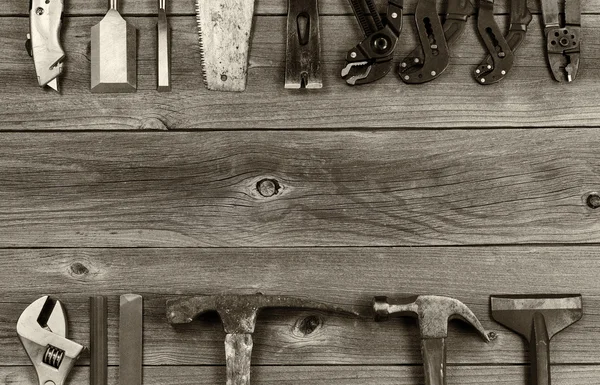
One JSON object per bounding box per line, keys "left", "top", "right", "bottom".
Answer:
{"left": 17, "top": 296, "right": 84, "bottom": 385}
{"left": 342, "top": 0, "right": 403, "bottom": 85}
{"left": 285, "top": 0, "right": 323, "bottom": 89}
{"left": 474, "top": 0, "right": 531, "bottom": 84}
{"left": 541, "top": 0, "right": 581, "bottom": 82}
{"left": 473, "top": 0, "right": 514, "bottom": 85}
{"left": 400, "top": 0, "right": 472, "bottom": 84}
{"left": 26, "top": 0, "right": 65, "bottom": 91}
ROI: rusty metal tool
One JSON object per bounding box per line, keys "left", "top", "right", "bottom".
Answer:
{"left": 157, "top": 0, "right": 172, "bottom": 92}
{"left": 491, "top": 294, "right": 583, "bottom": 385}
{"left": 90, "top": 296, "right": 108, "bottom": 385}
{"left": 474, "top": 0, "right": 531, "bottom": 84}
{"left": 26, "top": 0, "right": 65, "bottom": 91}
{"left": 285, "top": 0, "right": 322, "bottom": 89}
{"left": 167, "top": 294, "right": 358, "bottom": 385}
{"left": 120, "top": 294, "right": 143, "bottom": 385}
{"left": 91, "top": 0, "right": 137, "bottom": 93}
{"left": 341, "top": 0, "right": 403, "bottom": 85}
{"left": 17, "top": 296, "right": 85, "bottom": 385}
{"left": 374, "top": 295, "right": 492, "bottom": 385}
{"left": 473, "top": 0, "right": 514, "bottom": 85}
{"left": 541, "top": 0, "right": 581, "bottom": 82}
{"left": 399, "top": 0, "right": 472, "bottom": 84}
{"left": 196, "top": 0, "right": 256, "bottom": 92}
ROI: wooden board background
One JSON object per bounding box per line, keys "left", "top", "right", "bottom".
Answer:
{"left": 1, "top": 0, "right": 600, "bottom": 384}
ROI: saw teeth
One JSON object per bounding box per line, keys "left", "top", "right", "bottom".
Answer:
{"left": 195, "top": 0, "right": 208, "bottom": 88}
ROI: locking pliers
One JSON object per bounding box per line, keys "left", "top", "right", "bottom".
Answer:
{"left": 541, "top": 0, "right": 581, "bottom": 82}
{"left": 17, "top": 296, "right": 84, "bottom": 385}
{"left": 341, "top": 0, "right": 403, "bottom": 85}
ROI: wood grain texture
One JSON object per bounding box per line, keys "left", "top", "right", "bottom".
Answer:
{"left": 1, "top": 130, "right": 600, "bottom": 247}
{"left": 2, "top": 15, "right": 600, "bottom": 129}
{"left": 2, "top": 365, "right": 599, "bottom": 385}
{"left": 0, "top": 247, "right": 598, "bottom": 365}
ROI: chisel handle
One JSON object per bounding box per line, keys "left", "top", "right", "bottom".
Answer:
{"left": 531, "top": 312, "right": 551, "bottom": 385}
{"left": 225, "top": 334, "right": 253, "bottom": 385}
{"left": 422, "top": 338, "right": 446, "bottom": 385}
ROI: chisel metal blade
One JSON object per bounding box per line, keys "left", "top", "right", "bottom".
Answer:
{"left": 120, "top": 294, "right": 143, "bottom": 385}
{"left": 196, "top": 0, "right": 256, "bottom": 92}
{"left": 285, "top": 0, "right": 323, "bottom": 89}
{"left": 157, "top": 0, "right": 171, "bottom": 92}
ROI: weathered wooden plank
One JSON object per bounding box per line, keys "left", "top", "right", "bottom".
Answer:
{"left": 1, "top": 131, "right": 600, "bottom": 246}
{"left": 1, "top": 0, "right": 598, "bottom": 16}
{"left": 0, "top": 247, "right": 598, "bottom": 365}
{"left": 1, "top": 15, "right": 599, "bottom": 129}
{"left": 2, "top": 365, "right": 599, "bottom": 385}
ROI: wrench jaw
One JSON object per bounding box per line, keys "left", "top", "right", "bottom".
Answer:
{"left": 546, "top": 27, "right": 581, "bottom": 82}
{"left": 17, "top": 296, "right": 84, "bottom": 385}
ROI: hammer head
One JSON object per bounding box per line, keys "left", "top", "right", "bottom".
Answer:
{"left": 373, "top": 295, "right": 491, "bottom": 341}
{"left": 167, "top": 294, "right": 358, "bottom": 334}
{"left": 490, "top": 294, "right": 583, "bottom": 341}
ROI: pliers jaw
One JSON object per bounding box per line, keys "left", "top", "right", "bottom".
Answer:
{"left": 341, "top": 32, "right": 396, "bottom": 85}
{"left": 546, "top": 27, "right": 580, "bottom": 82}
{"left": 17, "top": 296, "right": 84, "bottom": 385}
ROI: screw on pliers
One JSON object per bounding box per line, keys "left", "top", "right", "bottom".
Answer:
{"left": 541, "top": 0, "right": 580, "bottom": 82}
{"left": 17, "top": 296, "right": 84, "bottom": 385}
{"left": 341, "top": 0, "right": 403, "bottom": 85}
{"left": 400, "top": 0, "right": 473, "bottom": 84}
{"left": 474, "top": 0, "right": 531, "bottom": 84}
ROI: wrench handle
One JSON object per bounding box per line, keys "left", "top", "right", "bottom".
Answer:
{"left": 422, "top": 338, "right": 446, "bottom": 385}
{"left": 531, "top": 313, "right": 551, "bottom": 385}
{"left": 225, "top": 334, "right": 254, "bottom": 385}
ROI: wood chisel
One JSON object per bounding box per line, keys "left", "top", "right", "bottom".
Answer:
{"left": 26, "top": 0, "right": 65, "bottom": 91}
{"left": 90, "top": 296, "right": 108, "bottom": 385}
{"left": 91, "top": 0, "right": 137, "bottom": 93}
{"left": 195, "top": 0, "right": 256, "bottom": 92}
{"left": 157, "top": 0, "right": 171, "bottom": 92}
{"left": 120, "top": 294, "right": 143, "bottom": 385}
{"left": 285, "top": 0, "right": 322, "bottom": 89}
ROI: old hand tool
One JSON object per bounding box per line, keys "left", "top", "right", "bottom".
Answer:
{"left": 374, "top": 295, "right": 492, "bottom": 385}
{"left": 285, "top": 0, "right": 322, "bottom": 89}
{"left": 26, "top": 0, "right": 65, "bottom": 91}
{"left": 541, "top": 0, "right": 581, "bottom": 82}
{"left": 157, "top": 0, "right": 172, "bottom": 92}
{"left": 400, "top": 0, "right": 472, "bottom": 84}
{"left": 196, "top": 0, "right": 256, "bottom": 91}
{"left": 90, "top": 296, "right": 108, "bottom": 385}
{"left": 91, "top": 0, "right": 137, "bottom": 93}
{"left": 120, "top": 294, "right": 143, "bottom": 385}
{"left": 491, "top": 294, "right": 583, "bottom": 385}
{"left": 474, "top": 0, "right": 514, "bottom": 85}
{"left": 474, "top": 0, "right": 531, "bottom": 84}
{"left": 167, "top": 294, "right": 358, "bottom": 385}
{"left": 17, "top": 296, "right": 84, "bottom": 385}
{"left": 341, "top": 0, "right": 403, "bottom": 85}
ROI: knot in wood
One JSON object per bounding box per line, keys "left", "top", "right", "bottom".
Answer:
{"left": 296, "top": 315, "right": 322, "bottom": 336}
{"left": 257, "top": 178, "right": 280, "bottom": 197}
{"left": 587, "top": 193, "right": 600, "bottom": 209}
{"left": 70, "top": 262, "right": 90, "bottom": 276}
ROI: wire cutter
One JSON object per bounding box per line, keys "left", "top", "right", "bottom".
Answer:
{"left": 341, "top": 0, "right": 403, "bottom": 85}
{"left": 17, "top": 296, "right": 84, "bottom": 385}
{"left": 541, "top": 0, "right": 581, "bottom": 82}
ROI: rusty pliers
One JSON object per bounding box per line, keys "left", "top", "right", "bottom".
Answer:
{"left": 542, "top": 0, "right": 581, "bottom": 82}
{"left": 341, "top": 0, "right": 403, "bottom": 85}
{"left": 17, "top": 296, "right": 84, "bottom": 385}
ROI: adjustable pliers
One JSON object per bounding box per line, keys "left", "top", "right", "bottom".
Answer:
{"left": 541, "top": 0, "right": 581, "bottom": 82}
{"left": 341, "top": 0, "right": 403, "bottom": 85}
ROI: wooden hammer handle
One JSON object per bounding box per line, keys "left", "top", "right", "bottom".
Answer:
{"left": 225, "top": 334, "right": 253, "bottom": 385}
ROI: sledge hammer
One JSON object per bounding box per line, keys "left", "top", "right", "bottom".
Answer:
{"left": 166, "top": 294, "right": 358, "bottom": 385}
{"left": 374, "top": 295, "right": 493, "bottom": 385}
{"left": 491, "top": 294, "right": 583, "bottom": 385}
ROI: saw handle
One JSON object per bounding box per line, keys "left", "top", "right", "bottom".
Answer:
{"left": 421, "top": 338, "right": 446, "bottom": 385}
{"left": 531, "top": 312, "right": 551, "bottom": 385}
{"left": 225, "top": 334, "right": 253, "bottom": 385}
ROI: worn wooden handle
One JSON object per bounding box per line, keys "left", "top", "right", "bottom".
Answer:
{"left": 421, "top": 338, "right": 446, "bottom": 385}
{"left": 225, "top": 334, "right": 253, "bottom": 385}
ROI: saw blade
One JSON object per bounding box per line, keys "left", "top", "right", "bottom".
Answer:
{"left": 195, "top": 0, "right": 256, "bottom": 92}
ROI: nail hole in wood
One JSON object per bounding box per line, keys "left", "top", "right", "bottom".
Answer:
{"left": 586, "top": 193, "right": 600, "bottom": 209}
{"left": 257, "top": 178, "right": 280, "bottom": 197}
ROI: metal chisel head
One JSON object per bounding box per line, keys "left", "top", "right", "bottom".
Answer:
{"left": 196, "top": 0, "right": 256, "bottom": 92}
{"left": 157, "top": 0, "right": 171, "bottom": 92}
{"left": 285, "top": 0, "right": 322, "bottom": 89}
{"left": 91, "top": 0, "right": 137, "bottom": 93}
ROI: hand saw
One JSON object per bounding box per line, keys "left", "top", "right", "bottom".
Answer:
{"left": 196, "top": 0, "right": 256, "bottom": 92}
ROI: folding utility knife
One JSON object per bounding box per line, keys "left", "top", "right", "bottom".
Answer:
{"left": 26, "top": 0, "right": 65, "bottom": 91}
